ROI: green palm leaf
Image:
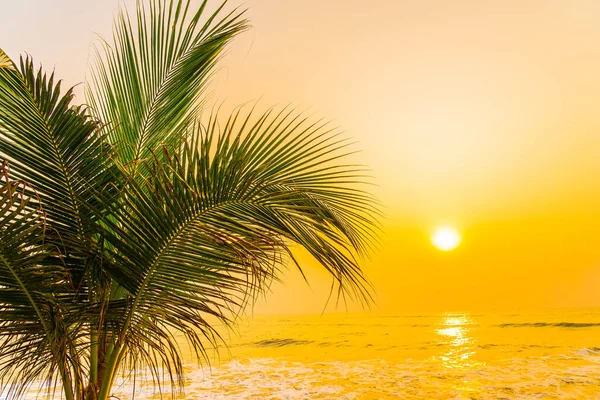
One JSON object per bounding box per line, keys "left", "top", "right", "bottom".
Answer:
{"left": 0, "top": 163, "right": 78, "bottom": 399}
{"left": 87, "top": 0, "right": 248, "bottom": 178}
{"left": 0, "top": 49, "right": 15, "bottom": 70}
{"left": 0, "top": 50, "right": 113, "bottom": 279}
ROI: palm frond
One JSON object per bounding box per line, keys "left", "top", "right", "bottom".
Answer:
{"left": 0, "top": 49, "right": 15, "bottom": 71}
{"left": 0, "top": 162, "right": 78, "bottom": 399}
{"left": 185, "top": 106, "right": 381, "bottom": 299}
{"left": 88, "top": 106, "right": 379, "bottom": 393}
{"left": 87, "top": 0, "right": 249, "bottom": 178}
{"left": 0, "top": 52, "right": 113, "bottom": 278}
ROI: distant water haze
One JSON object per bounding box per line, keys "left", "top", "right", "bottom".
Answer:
{"left": 3, "top": 0, "right": 600, "bottom": 313}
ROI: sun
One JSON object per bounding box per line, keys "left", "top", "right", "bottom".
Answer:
{"left": 431, "top": 226, "right": 461, "bottom": 251}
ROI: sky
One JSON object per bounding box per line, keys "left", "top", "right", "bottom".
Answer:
{"left": 3, "top": 0, "right": 600, "bottom": 314}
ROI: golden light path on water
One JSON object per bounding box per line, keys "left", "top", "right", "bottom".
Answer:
{"left": 436, "top": 315, "right": 477, "bottom": 368}
{"left": 434, "top": 314, "right": 484, "bottom": 396}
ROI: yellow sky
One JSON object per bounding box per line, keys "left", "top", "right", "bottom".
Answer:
{"left": 3, "top": 0, "right": 600, "bottom": 313}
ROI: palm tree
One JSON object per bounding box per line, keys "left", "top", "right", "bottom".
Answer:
{"left": 0, "top": 1, "right": 379, "bottom": 399}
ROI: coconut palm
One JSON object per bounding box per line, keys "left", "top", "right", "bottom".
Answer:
{"left": 0, "top": 1, "right": 378, "bottom": 399}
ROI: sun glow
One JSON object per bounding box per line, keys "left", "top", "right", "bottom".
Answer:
{"left": 431, "top": 226, "right": 461, "bottom": 251}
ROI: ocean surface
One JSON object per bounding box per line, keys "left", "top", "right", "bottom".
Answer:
{"left": 20, "top": 309, "right": 600, "bottom": 399}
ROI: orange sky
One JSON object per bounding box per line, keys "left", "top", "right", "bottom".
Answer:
{"left": 3, "top": 0, "right": 600, "bottom": 313}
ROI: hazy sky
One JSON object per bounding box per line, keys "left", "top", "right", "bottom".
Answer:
{"left": 3, "top": 0, "right": 600, "bottom": 313}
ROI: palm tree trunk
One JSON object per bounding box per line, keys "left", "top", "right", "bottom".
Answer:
{"left": 96, "top": 343, "right": 126, "bottom": 400}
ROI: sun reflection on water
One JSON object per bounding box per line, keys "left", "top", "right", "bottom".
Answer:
{"left": 433, "top": 313, "right": 484, "bottom": 395}
{"left": 435, "top": 314, "right": 479, "bottom": 369}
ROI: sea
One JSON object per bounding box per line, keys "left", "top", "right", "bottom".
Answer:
{"left": 20, "top": 308, "right": 600, "bottom": 399}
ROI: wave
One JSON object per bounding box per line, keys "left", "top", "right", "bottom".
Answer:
{"left": 573, "top": 347, "right": 600, "bottom": 356}
{"left": 110, "top": 355, "right": 600, "bottom": 399}
{"left": 318, "top": 341, "right": 350, "bottom": 348}
{"left": 19, "top": 349, "right": 600, "bottom": 399}
{"left": 252, "top": 338, "right": 314, "bottom": 347}
{"left": 497, "top": 322, "right": 600, "bottom": 328}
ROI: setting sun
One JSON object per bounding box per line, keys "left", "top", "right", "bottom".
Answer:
{"left": 432, "top": 226, "right": 461, "bottom": 251}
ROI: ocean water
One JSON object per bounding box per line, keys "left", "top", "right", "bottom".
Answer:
{"left": 19, "top": 309, "right": 600, "bottom": 399}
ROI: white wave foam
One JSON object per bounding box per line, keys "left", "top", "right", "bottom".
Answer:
{"left": 10, "top": 352, "right": 600, "bottom": 399}
{"left": 95, "top": 353, "right": 600, "bottom": 399}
